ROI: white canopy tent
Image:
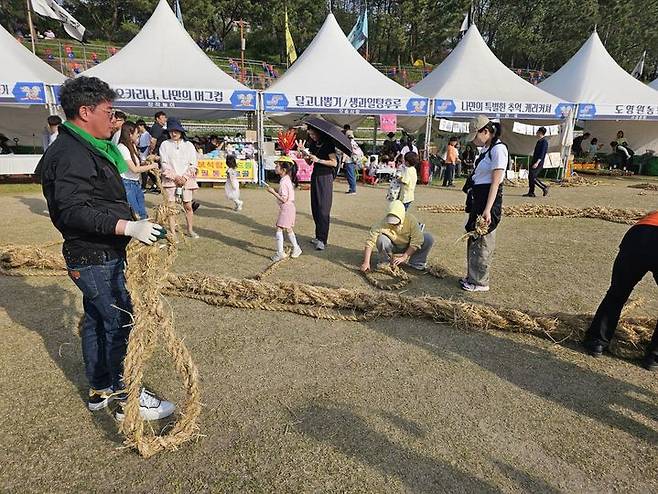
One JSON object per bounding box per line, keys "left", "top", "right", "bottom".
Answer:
{"left": 651, "top": 78, "right": 658, "bottom": 91}
{"left": 82, "top": 0, "right": 257, "bottom": 120}
{"left": 261, "top": 13, "right": 429, "bottom": 128}
{"left": 411, "top": 24, "right": 573, "bottom": 156}
{"left": 0, "top": 23, "right": 64, "bottom": 149}
{"left": 540, "top": 31, "right": 658, "bottom": 154}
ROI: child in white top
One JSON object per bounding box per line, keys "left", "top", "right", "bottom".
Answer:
{"left": 224, "top": 154, "right": 243, "bottom": 211}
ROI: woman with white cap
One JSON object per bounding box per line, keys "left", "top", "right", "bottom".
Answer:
{"left": 460, "top": 115, "right": 508, "bottom": 292}
{"left": 159, "top": 118, "right": 199, "bottom": 239}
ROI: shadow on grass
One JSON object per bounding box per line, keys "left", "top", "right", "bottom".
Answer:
{"left": 293, "top": 400, "right": 497, "bottom": 493}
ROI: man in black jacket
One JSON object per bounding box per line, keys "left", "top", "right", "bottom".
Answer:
{"left": 524, "top": 127, "right": 550, "bottom": 197}
{"left": 38, "top": 76, "right": 174, "bottom": 421}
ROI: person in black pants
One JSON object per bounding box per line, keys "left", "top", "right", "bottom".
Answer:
{"left": 524, "top": 127, "right": 549, "bottom": 197}
{"left": 298, "top": 128, "right": 337, "bottom": 251}
{"left": 583, "top": 212, "right": 658, "bottom": 371}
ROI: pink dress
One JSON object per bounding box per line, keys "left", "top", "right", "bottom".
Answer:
{"left": 276, "top": 175, "right": 296, "bottom": 228}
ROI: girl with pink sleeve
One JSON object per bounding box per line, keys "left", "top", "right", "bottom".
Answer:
{"left": 266, "top": 156, "right": 302, "bottom": 261}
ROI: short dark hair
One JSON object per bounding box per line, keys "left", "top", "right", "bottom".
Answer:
{"left": 583, "top": 132, "right": 591, "bottom": 137}
{"left": 155, "top": 111, "right": 166, "bottom": 119}
{"left": 591, "top": 138, "right": 598, "bottom": 144}
{"left": 47, "top": 115, "right": 62, "bottom": 126}
{"left": 135, "top": 119, "right": 146, "bottom": 127}
{"left": 387, "top": 132, "right": 396, "bottom": 138}
{"left": 449, "top": 136, "right": 459, "bottom": 143}
{"left": 113, "top": 110, "right": 126, "bottom": 120}
{"left": 404, "top": 151, "right": 420, "bottom": 170}
{"left": 537, "top": 127, "right": 547, "bottom": 136}
{"left": 343, "top": 124, "right": 351, "bottom": 130}
{"left": 59, "top": 76, "right": 116, "bottom": 119}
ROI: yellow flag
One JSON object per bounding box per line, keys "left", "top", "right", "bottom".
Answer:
{"left": 285, "top": 8, "right": 297, "bottom": 65}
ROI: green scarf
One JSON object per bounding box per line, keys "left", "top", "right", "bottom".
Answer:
{"left": 63, "top": 121, "right": 128, "bottom": 174}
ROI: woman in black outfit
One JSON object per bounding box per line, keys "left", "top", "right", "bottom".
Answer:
{"left": 298, "top": 128, "right": 337, "bottom": 250}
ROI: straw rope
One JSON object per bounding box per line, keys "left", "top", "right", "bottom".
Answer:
{"left": 628, "top": 183, "right": 658, "bottom": 192}
{"left": 417, "top": 203, "right": 646, "bottom": 225}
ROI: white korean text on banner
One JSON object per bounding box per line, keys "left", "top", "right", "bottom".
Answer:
{"left": 263, "top": 93, "right": 429, "bottom": 116}
{"left": 577, "top": 103, "right": 658, "bottom": 121}
{"left": 434, "top": 99, "right": 574, "bottom": 120}
{"left": 0, "top": 81, "right": 47, "bottom": 105}
{"left": 108, "top": 87, "right": 257, "bottom": 111}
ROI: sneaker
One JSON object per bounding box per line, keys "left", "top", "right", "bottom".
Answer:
{"left": 461, "top": 282, "right": 490, "bottom": 292}
{"left": 186, "top": 231, "right": 200, "bottom": 239}
{"left": 309, "top": 238, "right": 319, "bottom": 246}
{"left": 582, "top": 339, "right": 605, "bottom": 357}
{"left": 543, "top": 187, "right": 550, "bottom": 197}
{"left": 522, "top": 193, "right": 536, "bottom": 197}
{"left": 88, "top": 387, "right": 116, "bottom": 411}
{"left": 115, "top": 388, "right": 176, "bottom": 421}
{"left": 192, "top": 201, "right": 200, "bottom": 212}
{"left": 418, "top": 223, "right": 425, "bottom": 232}
{"left": 346, "top": 191, "right": 357, "bottom": 195}
{"left": 271, "top": 251, "right": 288, "bottom": 262}
{"left": 458, "top": 277, "right": 469, "bottom": 286}
{"left": 408, "top": 263, "right": 427, "bottom": 272}
{"left": 291, "top": 246, "right": 302, "bottom": 258}
{"left": 315, "top": 241, "right": 326, "bottom": 251}
{"left": 236, "top": 200, "right": 244, "bottom": 211}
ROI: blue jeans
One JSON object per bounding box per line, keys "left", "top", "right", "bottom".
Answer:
{"left": 67, "top": 256, "right": 132, "bottom": 390}
{"left": 344, "top": 162, "right": 357, "bottom": 192}
{"left": 122, "top": 178, "right": 147, "bottom": 219}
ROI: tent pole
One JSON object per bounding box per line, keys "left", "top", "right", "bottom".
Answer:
{"left": 26, "top": 0, "right": 37, "bottom": 54}
{"left": 372, "top": 116, "right": 378, "bottom": 153}
{"left": 256, "top": 93, "right": 265, "bottom": 185}
{"left": 423, "top": 100, "right": 434, "bottom": 160}
{"left": 560, "top": 105, "right": 577, "bottom": 180}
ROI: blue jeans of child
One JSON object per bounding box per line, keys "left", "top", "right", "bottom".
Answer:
{"left": 67, "top": 256, "right": 133, "bottom": 390}
{"left": 122, "top": 178, "right": 147, "bottom": 219}
{"left": 344, "top": 162, "right": 357, "bottom": 193}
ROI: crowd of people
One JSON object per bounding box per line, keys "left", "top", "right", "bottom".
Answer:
{"left": 32, "top": 75, "right": 658, "bottom": 427}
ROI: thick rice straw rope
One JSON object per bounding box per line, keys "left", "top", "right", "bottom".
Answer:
{"left": 417, "top": 203, "right": 647, "bottom": 225}
{"left": 629, "top": 183, "right": 658, "bottom": 192}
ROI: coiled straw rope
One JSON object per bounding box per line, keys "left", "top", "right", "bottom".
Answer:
{"left": 417, "top": 203, "right": 647, "bottom": 225}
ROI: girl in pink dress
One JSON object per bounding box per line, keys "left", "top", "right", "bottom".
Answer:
{"left": 266, "top": 156, "right": 302, "bottom": 261}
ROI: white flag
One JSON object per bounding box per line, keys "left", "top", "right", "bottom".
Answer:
{"left": 31, "top": 0, "right": 86, "bottom": 42}
{"left": 631, "top": 50, "right": 646, "bottom": 79}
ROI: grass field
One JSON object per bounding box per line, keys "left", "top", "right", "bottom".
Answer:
{"left": 1, "top": 176, "right": 657, "bottom": 493}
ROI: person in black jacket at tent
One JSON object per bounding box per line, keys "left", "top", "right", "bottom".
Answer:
{"left": 524, "top": 127, "right": 550, "bottom": 197}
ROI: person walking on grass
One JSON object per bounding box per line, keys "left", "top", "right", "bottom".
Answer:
{"left": 224, "top": 154, "right": 244, "bottom": 211}
{"left": 398, "top": 151, "right": 419, "bottom": 210}
{"left": 583, "top": 210, "right": 658, "bottom": 371}
{"left": 159, "top": 118, "right": 200, "bottom": 239}
{"left": 524, "top": 127, "right": 550, "bottom": 197}
{"left": 360, "top": 199, "right": 434, "bottom": 273}
{"left": 460, "top": 115, "right": 508, "bottom": 293}
{"left": 266, "top": 156, "right": 302, "bottom": 261}
{"left": 37, "top": 76, "right": 174, "bottom": 420}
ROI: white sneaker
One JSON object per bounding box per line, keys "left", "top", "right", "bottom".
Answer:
{"left": 291, "top": 246, "right": 302, "bottom": 258}
{"left": 271, "top": 251, "right": 289, "bottom": 262}
{"left": 87, "top": 387, "right": 116, "bottom": 411}
{"left": 315, "top": 241, "right": 326, "bottom": 251}
{"left": 115, "top": 388, "right": 175, "bottom": 421}
{"left": 309, "top": 238, "right": 319, "bottom": 246}
{"left": 461, "top": 282, "right": 490, "bottom": 292}
{"left": 235, "top": 200, "right": 243, "bottom": 211}
{"left": 186, "top": 231, "right": 200, "bottom": 239}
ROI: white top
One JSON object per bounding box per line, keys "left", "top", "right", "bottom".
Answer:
{"left": 399, "top": 145, "right": 418, "bottom": 156}
{"left": 111, "top": 130, "right": 121, "bottom": 145}
{"left": 118, "top": 143, "right": 140, "bottom": 181}
{"left": 159, "top": 139, "right": 197, "bottom": 176}
{"left": 473, "top": 142, "right": 508, "bottom": 185}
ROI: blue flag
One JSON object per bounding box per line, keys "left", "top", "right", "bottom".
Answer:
{"left": 347, "top": 9, "right": 368, "bottom": 50}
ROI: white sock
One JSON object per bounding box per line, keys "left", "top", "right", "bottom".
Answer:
{"left": 287, "top": 231, "right": 300, "bottom": 250}
{"left": 275, "top": 230, "right": 284, "bottom": 254}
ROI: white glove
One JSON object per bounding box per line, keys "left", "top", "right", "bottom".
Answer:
{"left": 124, "top": 220, "right": 164, "bottom": 245}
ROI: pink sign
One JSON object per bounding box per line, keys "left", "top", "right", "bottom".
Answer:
{"left": 380, "top": 114, "right": 397, "bottom": 133}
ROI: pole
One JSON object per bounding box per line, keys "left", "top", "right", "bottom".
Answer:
{"left": 239, "top": 21, "right": 246, "bottom": 84}
{"left": 57, "top": 40, "right": 64, "bottom": 73}
{"left": 256, "top": 93, "right": 266, "bottom": 185}
{"left": 372, "top": 116, "right": 378, "bottom": 152}
{"left": 26, "top": 0, "right": 36, "bottom": 54}
{"left": 423, "top": 100, "right": 434, "bottom": 160}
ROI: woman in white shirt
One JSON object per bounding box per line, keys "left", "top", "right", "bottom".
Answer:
{"left": 460, "top": 115, "right": 508, "bottom": 292}
{"left": 118, "top": 121, "right": 158, "bottom": 219}
{"left": 159, "top": 118, "right": 199, "bottom": 238}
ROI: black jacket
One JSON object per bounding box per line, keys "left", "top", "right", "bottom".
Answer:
{"left": 37, "top": 125, "right": 132, "bottom": 265}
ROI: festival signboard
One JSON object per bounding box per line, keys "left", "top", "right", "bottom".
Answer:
{"left": 263, "top": 92, "right": 429, "bottom": 116}
{"left": 196, "top": 158, "right": 257, "bottom": 183}
{"left": 109, "top": 86, "right": 257, "bottom": 111}
{"left": 0, "top": 81, "right": 47, "bottom": 105}
{"left": 577, "top": 103, "right": 658, "bottom": 121}
{"left": 433, "top": 99, "right": 574, "bottom": 120}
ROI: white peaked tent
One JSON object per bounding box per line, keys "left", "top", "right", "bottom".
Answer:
{"left": 414, "top": 25, "right": 571, "bottom": 121}
{"left": 540, "top": 32, "right": 658, "bottom": 153}
{"left": 82, "top": 0, "right": 256, "bottom": 120}
{"left": 0, "top": 23, "right": 65, "bottom": 147}
{"left": 262, "top": 13, "right": 429, "bottom": 128}
{"left": 411, "top": 24, "right": 572, "bottom": 156}
{"left": 650, "top": 78, "right": 658, "bottom": 91}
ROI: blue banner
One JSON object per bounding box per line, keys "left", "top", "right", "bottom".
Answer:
{"left": 263, "top": 92, "right": 429, "bottom": 116}
{"left": 434, "top": 98, "right": 574, "bottom": 120}
{"left": 111, "top": 86, "right": 257, "bottom": 111}
{"left": 0, "top": 81, "right": 47, "bottom": 105}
